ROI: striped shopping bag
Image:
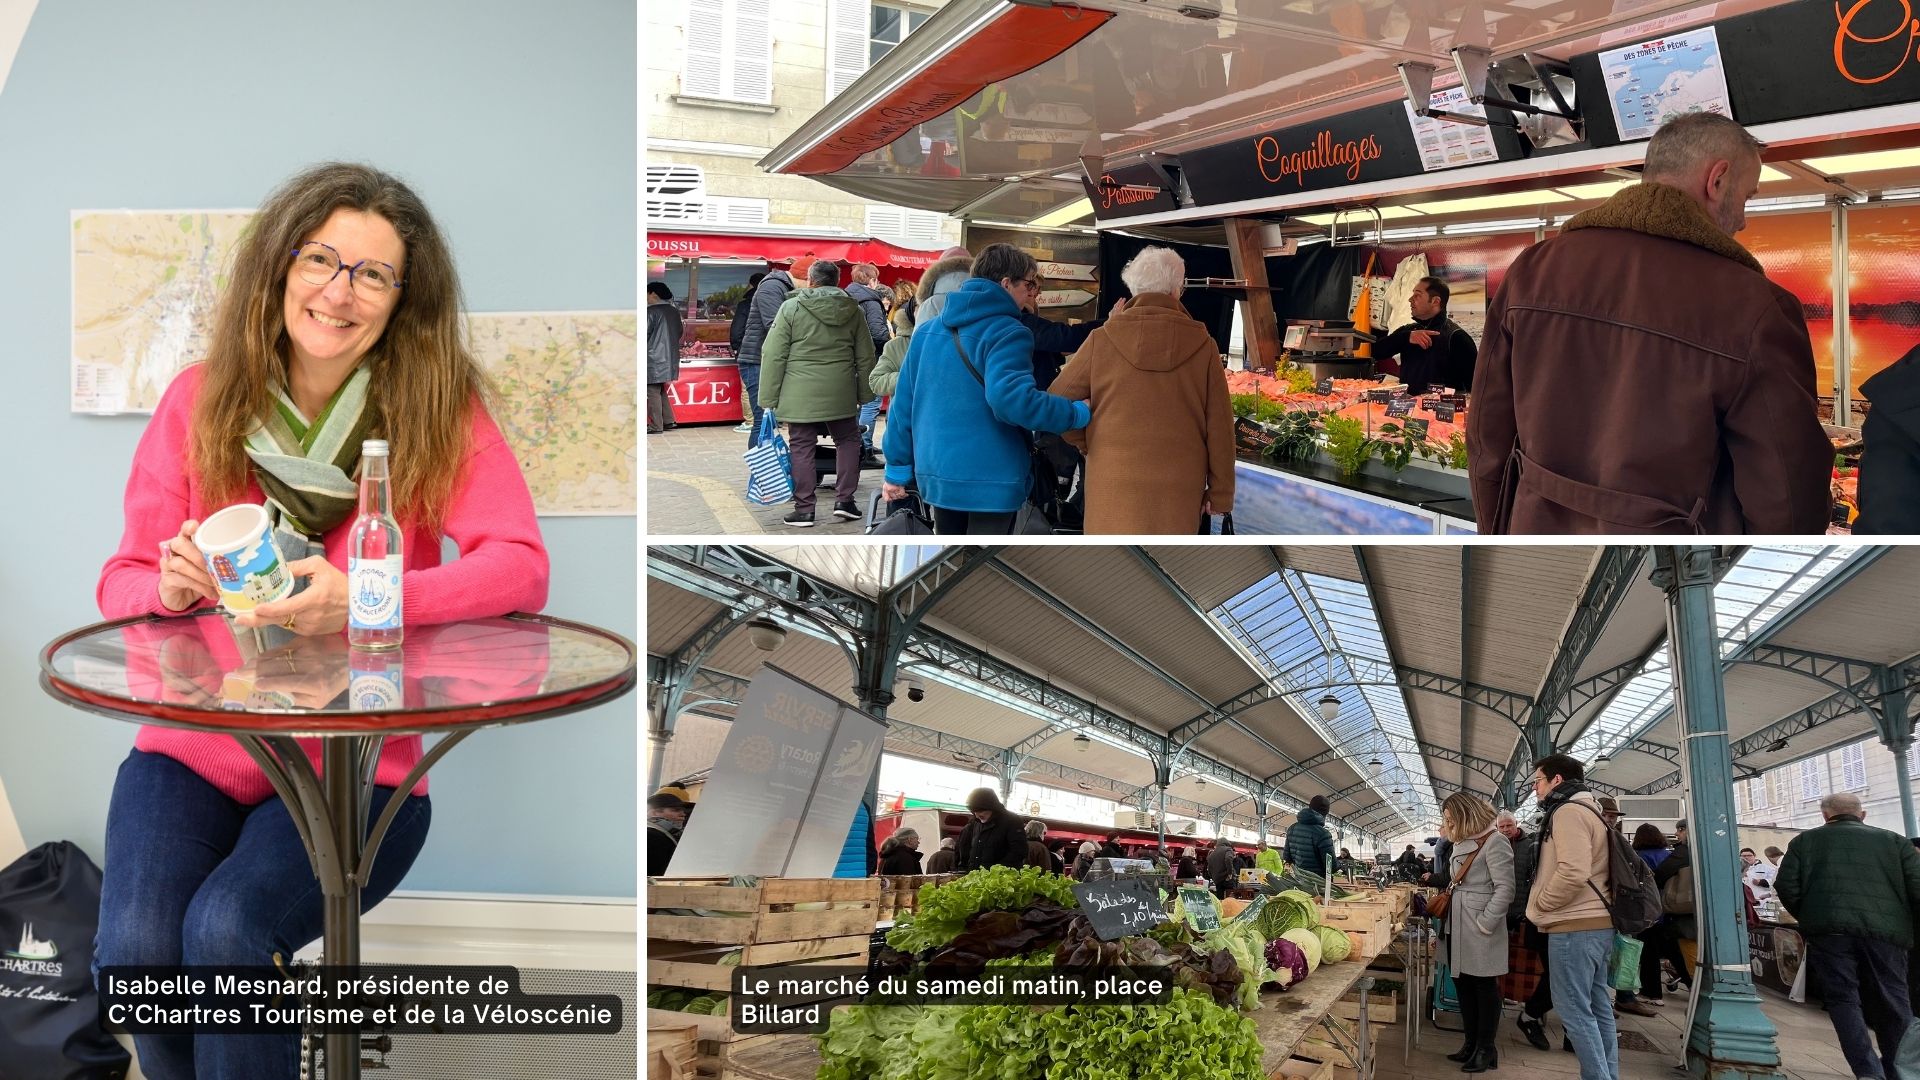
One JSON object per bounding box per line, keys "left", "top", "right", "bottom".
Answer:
{"left": 744, "top": 410, "right": 793, "bottom": 506}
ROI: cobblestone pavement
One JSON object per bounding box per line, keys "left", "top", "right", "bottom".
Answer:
{"left": 646, "top": 421, "right": 886, "bottom": 536}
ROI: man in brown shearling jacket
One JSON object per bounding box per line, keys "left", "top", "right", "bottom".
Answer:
{"left": 1469, "top": 113, "right": 1830, "bottom": 534}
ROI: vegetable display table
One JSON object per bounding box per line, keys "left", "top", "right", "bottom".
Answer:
{"left": 40, "top": 610, "right": 637, "bottom": 1080}
{"left": 1255, "top": 962, "right": 1378, "bottom": 1079}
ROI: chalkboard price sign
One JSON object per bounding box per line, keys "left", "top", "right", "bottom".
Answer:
{"left": 1366, "top": 388, "right": 1391, "bottom": 403}
{"left": 1434, "top": 400, "right": 1457, "bottom": 423}
{"left": 1073, "top": 878, "right": 1165, "bottom": 941}
{"left": 1386, "top": 396, "right": 1414, "bottom": 417}
{"left": 1316, "top": 377, "right": 1335, "bottom": 395}
{"left": 1405, "top": 418, "right": 1431, "bottom": 440}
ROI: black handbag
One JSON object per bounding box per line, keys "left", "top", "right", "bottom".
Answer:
{"left": 0, "top": 842, "right": 130, "bottom": 1079}
{"left": 1198, "top": 512, "right": 1236, "bottom": 535}
{"left": 949, "top": 326, "right": 1056, "bottom": 534}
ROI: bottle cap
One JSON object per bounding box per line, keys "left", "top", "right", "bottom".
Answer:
{"left": 363, "top": 439, "right": 390, "bottom": 455}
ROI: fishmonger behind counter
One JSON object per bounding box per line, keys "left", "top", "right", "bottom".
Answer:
{"left": 1371, "top": 276, "right": 1477, "bottom": 396}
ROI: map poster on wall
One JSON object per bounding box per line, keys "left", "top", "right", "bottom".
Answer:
{"left": 466, "top": 311, "right": 637, "bottom": 517}
{"left": 71, "top": 211, "right": 635, "bottom": 516}
{"left": 1404, "top": 86, "right": 1502, "bottom": 172}
{"left": 71, "top": 210, "right": 253, "bottom": 415}
{"left": 1599, "top": 26, "right": 1733, "bottom": 141}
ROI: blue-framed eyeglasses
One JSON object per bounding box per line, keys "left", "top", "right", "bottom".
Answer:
{"left": 289, "top": 242, "right": 403, "bottom": 296}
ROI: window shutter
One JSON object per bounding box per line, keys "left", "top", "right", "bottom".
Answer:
{"left": 865, "top": 205, "right": 905, "bottom": 240}
{"left": 904, "top": 209, "right": 944, "bottom": 246}
{"left": 1800, "top": 759, "right": 1822, "bottom": 800}
{"left": 826, "top": 0, "right": 872, "bottom": 99}
{"left": 729, "top": 0, "right": 774, "bottom": 103}
{"left": 682, "top": 0, "right": 726, "bottom": 98}
{"left": 1842, "top": 745, "right": 1866, "bottom": 790}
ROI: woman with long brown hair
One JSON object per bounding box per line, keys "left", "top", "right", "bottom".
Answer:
{"left": 1438, "top": 791, "right": 1515, "bottom": 1073}
{"left": 92, "top": 163, "right": 549, "bottom": 1080}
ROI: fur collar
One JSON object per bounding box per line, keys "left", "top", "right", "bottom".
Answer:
{"left": 1563, "top": 182, "right": 1764, "bottom": 274}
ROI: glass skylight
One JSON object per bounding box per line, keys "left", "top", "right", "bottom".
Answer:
{"left": 1567, "top": 545, "right": 1858, "bottom": 770}
{"left": 1212, "top": 569, "right": 1440, "bottom": 833}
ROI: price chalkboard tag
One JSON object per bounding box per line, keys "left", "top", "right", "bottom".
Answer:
{"left": 1231, "top": 893, "right": 1270, "bottom": 929}
{"left": 1315, "top": 377, "right": 1334, "bottom": 395}
{"left": 1405, "top": 418, "right": 1431, "bottom": 440}
{"left": 1434, "top": 400, "right": 1456, "bottom": 423}
{"left": 1074, "top": 878, "right": 1165, "bottom": 941}
{"left": 1386, "top": 396, "right": 1414, "bottom": 418}
{"left": 1366, "top": 388, "right": 1391, "bottom": 403}
{"left": 1178, "top": 884, "right": 1222, "bottom": 933}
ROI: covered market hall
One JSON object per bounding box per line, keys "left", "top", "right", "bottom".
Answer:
{"left": 647, "top": 544, "right": 1920, "bottom": 1080}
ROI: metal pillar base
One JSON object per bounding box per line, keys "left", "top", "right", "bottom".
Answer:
{"left": 1685, "top": 984, "right": 1787, "bottom": 1080}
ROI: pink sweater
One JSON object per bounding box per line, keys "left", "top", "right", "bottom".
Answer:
{"left": 97, "top": 364, "right": 551, "bottom": 804}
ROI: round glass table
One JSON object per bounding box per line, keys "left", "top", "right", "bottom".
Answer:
{"left": 40, "top": 610, "right": 637, "bottom": 1079}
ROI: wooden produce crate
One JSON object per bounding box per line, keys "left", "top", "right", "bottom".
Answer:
{"left": 648, "top": 1023, "right": 699, "bottom": 1080}
{"left": 1330, "top": 988, "right": 1398, "bottom": 1025}
{"left": 876, "top": 874, "right": 953, "bottom": 922}
{"left": 1296, "top": 1021, "right": 1376, "bottom": 1080}
{"left": 648, "top": 878, "right": 880, "bottom": 1077}
{"left": 1270, "top": 1056, "right": 1335, "bottom": 1080}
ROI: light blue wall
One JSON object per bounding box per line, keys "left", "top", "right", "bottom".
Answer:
{"left": 0, "top": 3, "right": 637, "bottom": 897}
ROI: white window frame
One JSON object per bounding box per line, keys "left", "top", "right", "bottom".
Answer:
{"left": 682, "top": 0, "right": 773, "bottom": 105}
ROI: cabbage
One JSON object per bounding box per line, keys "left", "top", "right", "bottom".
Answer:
{"left": 1265, "top": 936, "right": 1309, "bottom": 990}
{"left": 1277, "top": 890, "right": 1323, "bottom": 926}
{"left": 1199, "top": 921, "right": 1271, "bottom": 1011}
{"left": 1314, "top": 925, "right": 1353, "bottom": 964}
{"left": 1256, "top": 891, "right": 1320, "bottom": 941}
{"left": 1282, "top": 928, "right": 1322, "bottom": 973}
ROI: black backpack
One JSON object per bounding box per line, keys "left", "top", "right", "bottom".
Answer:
{"left": 1541, "top": 800, "right": 1665, "bottom": 935}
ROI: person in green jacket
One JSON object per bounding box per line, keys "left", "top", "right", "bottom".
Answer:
{"left": 761, "top": 259, "right": 877, "bottom": 526}
{"left": 1253, "top": 839, "right": 1284, "bottom": 876}
{"left": 1776, "top": 791, "right": 1920, "bottom": 1080}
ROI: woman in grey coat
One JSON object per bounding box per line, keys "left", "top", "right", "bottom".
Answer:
{"left": 1438, "top": 791, "right": 1514, "bottom": 1074}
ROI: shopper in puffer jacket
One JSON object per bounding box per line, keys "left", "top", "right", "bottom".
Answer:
{"left": 880, "top": 245, "right": 1090, "bottom": 534}
{"left": 872, "top": 254, "right": 971, "bottom": 399}
{"left": 736, "top": 265, "right": 796, "bottom": 436}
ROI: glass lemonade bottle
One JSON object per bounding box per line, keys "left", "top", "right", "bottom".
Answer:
{"left": 348, "top": 439, "right": 404, "bottom": 649}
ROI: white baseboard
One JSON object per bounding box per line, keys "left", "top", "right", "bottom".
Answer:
{"left": 292, "top": 891, "right": 637, "bottom": 970}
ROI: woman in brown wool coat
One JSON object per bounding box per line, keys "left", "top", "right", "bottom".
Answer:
{"left": 1049, "top": 246, "right": 1234, "bottom": 533}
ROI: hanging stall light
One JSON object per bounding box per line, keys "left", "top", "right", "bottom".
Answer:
{"left": 745, "top": 616, "right": 786, "bottom": 651}
{"left": 1073, "top": 732, "right": 1091, "bottom": 752}
{"left": 1318, "top": 694, "right": 1342, "bottom": 722}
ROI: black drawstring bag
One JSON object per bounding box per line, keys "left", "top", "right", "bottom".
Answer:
{"left": 0, "top": 842, "right": 130, "bottom": 1080}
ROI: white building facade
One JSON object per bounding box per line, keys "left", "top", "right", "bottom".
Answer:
{"left": 644, "top": 0, "right": 961, "bottom": 246}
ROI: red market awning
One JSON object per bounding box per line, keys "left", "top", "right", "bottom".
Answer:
{"left": 777, "top": 3, "right": 1114, "bottom": 177}
{"left": 646, "top": 231, "right": 947, "bottom": 271}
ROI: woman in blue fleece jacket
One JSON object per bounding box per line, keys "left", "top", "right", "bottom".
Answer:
{"left": 879, "top": 244, "right": 1091, "bottom": 533}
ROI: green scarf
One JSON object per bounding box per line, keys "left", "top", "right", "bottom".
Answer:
{"left": 243, "top": 365, "right": 377, "bottom": 556}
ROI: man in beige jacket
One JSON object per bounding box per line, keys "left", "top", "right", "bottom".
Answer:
{"left": 1526, "top": 754, "right": 1618, "bottom": 1080}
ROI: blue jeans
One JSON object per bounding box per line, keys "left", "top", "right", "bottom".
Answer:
{"left": 1549, "top": 928, "right": 1620, "bottom": 1080}
{"left": 1809, "top": 934, "right": 1913, "bottom": 1079}
{"left": 94, "top": 749, "right": 431, "bottom": 1080}
{"left": 738, "top": 362, "right": 763, "bottom": 436}
{"left": 857, "top": 397, "right": 882, "bottom": 449}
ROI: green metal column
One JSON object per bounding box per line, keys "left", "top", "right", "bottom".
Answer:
{"left": 1876, "top": 668, "right": 1916, "bottom": 838}
{"left": 1655, "top": 547, "right": 1785, "bottom": 1080}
